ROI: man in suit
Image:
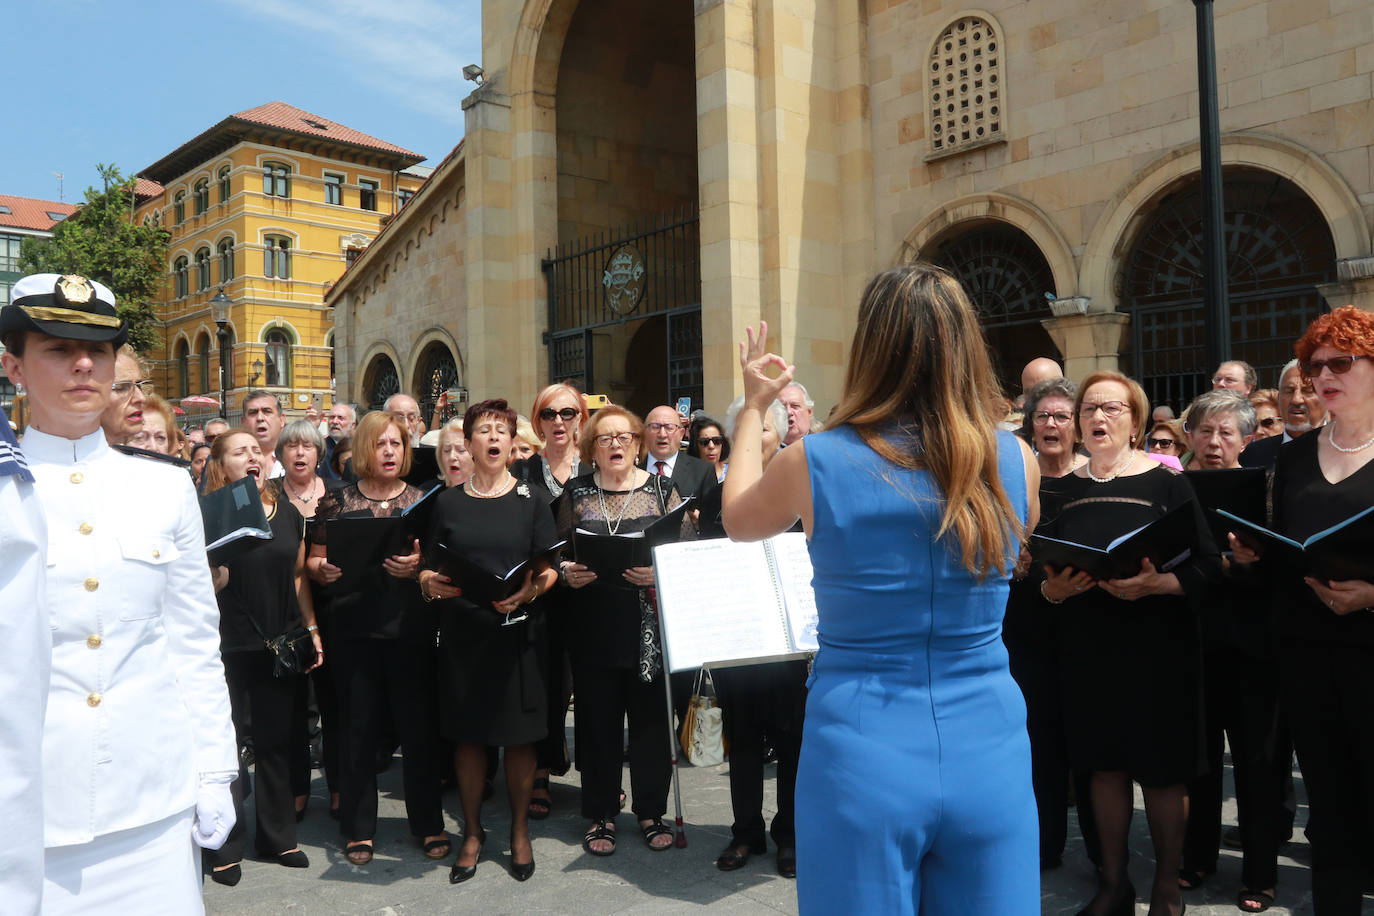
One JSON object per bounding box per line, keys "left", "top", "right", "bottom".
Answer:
{"left": 642, "top": 404, "right": 718, "bottom": 500}
{"left": 1240, "top": 359, "right": 1327, "bottom": 469}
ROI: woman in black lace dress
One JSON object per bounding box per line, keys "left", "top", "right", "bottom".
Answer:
{"left": 305, "top": 410, "right": 447, "bottom": 867}
{"left": 556, "top": 405, "right": 692, "bottom": 857}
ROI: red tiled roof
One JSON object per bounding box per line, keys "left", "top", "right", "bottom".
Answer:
{"left": 0, "top": 194, "right": 78, "bottom": 232}
{"left": 132, "top": 177, "right": 164, "bottom": 200}
{"left": 232, "top": 102, "right": 421, "bottom": 159}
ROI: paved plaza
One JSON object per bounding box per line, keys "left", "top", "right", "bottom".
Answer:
{"left": 204, "top": 721, "right": 1353, "bottom": 915}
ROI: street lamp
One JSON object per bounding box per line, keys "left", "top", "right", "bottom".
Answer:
{"left": 209, "top": 287, "right": 233, "bottom": 419}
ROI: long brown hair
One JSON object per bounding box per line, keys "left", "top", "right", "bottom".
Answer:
{"left": 203, "top": 430, "right": 277, "bottom": 507}
{"left": 827, "top": 264, "right": 1021, "bottom": 579}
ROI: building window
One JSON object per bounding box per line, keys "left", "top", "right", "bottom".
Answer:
{"left": 218, "top": 165, "right": 231, "bottom": 203}
{"left": 193, "top": 179, "right": 210, "bottom": 215}
{"left": 927, "top": 15, "right": 1002, "bottom": 157}
{"left": 174, "top": 256, "right": 189, "bottom": 298}
{"left": 398, "top": 188, "right": 415, "bottom": 208}
{"left": 263, "top": 235, "right": 291, "bottom": 279}
{"left": 219, "top": 328, "right": 234, "bottom": 392}
{"left": 359, "top": 178, "right": 378, "bottom": 211}
{"left": 0, "top": 233, "right": 21, "bottom": 272}
{"left": 195, "top": 247, "right": 211, "bottom": 291}
{"left": 218, "top": 239, "right": 234, "bottom": 282}
{"left": 345, "top": 246, "right": 363, "bottom": 268}
{"left": 176, "top": 340, "right": 190, "bottom": 398}
{"left": 197, "top": 335, "right": 211, "bottom": 393}
{"left": 324, "top": 172, "right": 343, "bottom": 206}
{"left": 264, "top": 329, "right": 291, "bottom": 387}
{"left": 262, "top": 162, "right": 291, "bottom": 198}
{"left": 174, "top": 190, "right": 186, "bottom": 224}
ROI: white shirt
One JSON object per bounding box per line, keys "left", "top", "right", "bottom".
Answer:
{"left": 22, "top": 428, "right": 238, "bottom": 847}
{"left": 0, "top": 448, "right": 49, "bottom": 914}
{"left": 647, "top": 451, "right": 678, "bottom": 477}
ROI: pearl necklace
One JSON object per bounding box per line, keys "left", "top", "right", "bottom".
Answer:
{"left": 1086, "top": 449, "right": 1135, "bottom": 483}
{"left": 1326, "top": 421, "right": 1374, "bottom": 454}
{"left": 468, "top": 470, "right": 512, "bottom": 497}
{"left": 594, "top": 471, "right": 634, "bottom": 535}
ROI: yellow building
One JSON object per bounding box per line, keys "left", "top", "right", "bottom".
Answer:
{"left": 133, "top": 101, "right": 425, "bottom": 420}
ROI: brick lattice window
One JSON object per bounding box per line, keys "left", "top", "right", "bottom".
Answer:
{"left": 928, "top": 16, "right": 1001, "bottom": 157}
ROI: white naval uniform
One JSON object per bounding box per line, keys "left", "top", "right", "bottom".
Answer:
{"left": 21, "top": 428, "right": 237, "bottom": 912}
{"left": 0, "top": 428, "right": 50, "bottom": 916}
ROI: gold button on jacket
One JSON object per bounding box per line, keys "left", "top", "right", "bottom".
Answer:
{"left": 86, "top": 693, "right": 101, "bottom": 707}
{"left": 79, "top": 522, "right": 93, "bottom": 535}
{"left": 69, "top": 472, "right": 84, "bottom": 484}
{"left": 86, "top": 634, "right": 102, "bottom": 649}
{"left": 83, "top": 578, "right": 99, "bottom": 592}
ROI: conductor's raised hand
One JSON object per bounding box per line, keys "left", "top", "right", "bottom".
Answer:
{"left": 384, "top": 538, "right": 422, "bottom": 579}
{"left": 739, "top": 321, "right": 794, "bottom": 409}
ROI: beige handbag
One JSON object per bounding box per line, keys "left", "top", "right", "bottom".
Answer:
{"left": 680, "top": 667, "right": 728, "bottom": 766}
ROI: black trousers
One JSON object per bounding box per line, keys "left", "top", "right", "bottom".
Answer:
{"left": 333, "top": 636, "right": 444, "bottom": 841}
{"left": 1182, "top": 647, "right": 1282, "bottom": 890}
{"left": 720, "top": 679, "right": 803, "bottom": 849}
{"left": 535, "top": 615, "right": 573, "bottom": 773}
{"left": 1281, "top": 643, "right": 1374, "bottom": 914}
{"left": 572, "top": 661, "right": 670, "bottom": 822}
{"left": 207, "top": 651, "right": 299, "bottom": 865}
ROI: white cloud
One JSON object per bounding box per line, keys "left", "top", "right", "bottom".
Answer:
{"left": 224, "top": 0, "right": 482, "bottom": 126}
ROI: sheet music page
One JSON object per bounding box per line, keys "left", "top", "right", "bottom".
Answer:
{"left": 653, "top": 539, "right": 791, "bottom": 672}
{"left": 769, "top": 532, "right": 819, "bottom": 652}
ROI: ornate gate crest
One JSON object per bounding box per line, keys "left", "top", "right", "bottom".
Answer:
{"left": 602, "top": 243, "right": 647, "bottom": 314}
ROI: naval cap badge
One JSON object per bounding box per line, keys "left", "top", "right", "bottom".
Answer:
{"left": 54, "top": 275, "right": 95, "bottom": 307}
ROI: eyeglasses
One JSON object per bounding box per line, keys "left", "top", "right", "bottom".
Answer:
{"left": 1258, "top": 417, "right": 1283, "bottom": 429}
{"left": 111, "top": 379, "right": 153, "bottom": 398}
{"left": 539, "top": 407, "right": 579, "bottom": 422}
{"left": 1300, "top": 355, "right": 1368, "bottom": 378}
{"left": 645, "top": 422, "right": 677, "bottom": 433}
{"left": 1078, "top": 401, "right": 1129, "bottom": 419}
{"left": 697, "top": 436, "right": 725, "bottom": 447}
{"left": 1032, "top": 411, "right": 1073, "bottom": 426}
{"left": 1147, "top": 437, "right": 1176, "bottom": 450}
{"left": 593, "top": 432, "right": 638, "bottom": 448}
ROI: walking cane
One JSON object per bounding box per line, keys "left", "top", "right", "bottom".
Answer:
{"left": 652, "top": 575, "right": 688, "bottom": 848}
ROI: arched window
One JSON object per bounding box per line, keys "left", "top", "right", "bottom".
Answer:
{"left": 194, "top": 247, "right": 211, "bottom": 292}
{"left": 363, "top": 354, "right": 401, "bottom": 410}
{"left": 176, "top": 339, "right": 190, "bottom": 398}
{"left": 218, "top": 239, "right": 234, "bottom": 282}
{"left": 174, "top": 256, "right": 189, "bottom": 298}
{"left": 173, "top": 190, "right": 186, "bottom": 224}
{"left": 219, "top": 326, "right": 235, "bottom": 392}
{"left": 262, "top": 162, "right": 291, "bottom": 198}
{"left": 927, "top": 15, "right": 1002, "bottom": 157}
{"left": 193, "top": 179, "right": 210, "bottom": 215}
{"left": 197, "top": 335, "right": 211, "bottom": 394}
{"left": 264, "top": 329, "right": 292, "bottom": 387}
{"left": 263, "top": 235, "right": 291, "bottom": 279}
{"left": 218, "top": 165, "right": 231, "bottom": 203}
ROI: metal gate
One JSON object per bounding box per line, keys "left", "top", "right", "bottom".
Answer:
{"left": 1121, "top": 172, "right": 1336, "bottom": 410}
{"left": 542, "top": 207, "right": 702, "bottom": 409}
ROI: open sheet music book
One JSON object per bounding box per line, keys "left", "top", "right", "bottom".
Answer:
{"left": 1029, "top": 501, "right": 1196, "bottom": 581}
{"left": 572, "top": 497, "right": 693, "bottom": 578}
{"left": 653, "top": 532, "right": 818, "bottom": 673}
{"left": 200, "top": 476, "right": 273, "bottom": 565}
{"left": 324, "top": 484, "right": 443, "bottom": 593}
{"left": 1218, "top": 504, "right": 1374, "bottom": 583}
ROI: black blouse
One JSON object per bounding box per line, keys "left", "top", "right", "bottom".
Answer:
{"left": 217, "top": 498, "right": 305, "bottom": 652}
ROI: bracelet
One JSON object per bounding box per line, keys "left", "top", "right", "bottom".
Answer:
{"left": 531, "top": 581, "right": 541, "bottom": 601}
{"left": 306, "top": 624, "right": 319, "bottom": 633}
{"left": 418, "top": 573, "right": 435, "bottom": 603}
{"left": 1040, "top": 580, "right": 1066, "bottom": 605}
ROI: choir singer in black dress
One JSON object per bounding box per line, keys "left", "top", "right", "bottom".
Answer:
{"left": 1231, "top": 305, "right": 1374, "bottom": 914}
{"left": 418, "top": 399, "right": 561, "bottom": 884}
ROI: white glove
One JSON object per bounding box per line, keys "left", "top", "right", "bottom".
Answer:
{"left": 192, "top": 772, "right": 237, "bottom": 850}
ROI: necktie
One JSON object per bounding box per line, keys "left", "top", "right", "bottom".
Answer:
{"left": 655, "top": 460, "right": 667, "bottom": 476}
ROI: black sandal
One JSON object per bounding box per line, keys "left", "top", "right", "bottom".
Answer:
{"left": 1177, "top": 869, "right": 1209, "bottom": 890}
{"left": 640, "top": 817, "right": 673, "bottom": 851}
{"left": 582, "top": 819, "right": 616, "bottom": 857}
{"left": 344, "top": 841, "right": 374, "bottom": 866}
{"left": 528, "top": 777, "right": 552, "bottom": 820}
{"left": 423, "top": 835, "right": 451, "bottom": 859}
{"left": 1237, "top": 889, "right": 1274, "bottom": 913}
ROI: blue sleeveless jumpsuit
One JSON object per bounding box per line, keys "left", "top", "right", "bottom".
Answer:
{"left": 795, "top": 427, "right": 1038, "bottom": 914}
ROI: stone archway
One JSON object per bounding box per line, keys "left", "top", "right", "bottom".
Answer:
{"left": 359, "top": 352, "right": 401, "bottom": 412}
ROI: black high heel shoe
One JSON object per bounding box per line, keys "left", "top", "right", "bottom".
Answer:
{"left": 449, "top": 828, "right": 487, "bottom": 885}
{"left": 509, "top": 830, "right": 535, "bottom": 882}
{"left": 1075, "top": 881, "right": 1135, "bottom": 916}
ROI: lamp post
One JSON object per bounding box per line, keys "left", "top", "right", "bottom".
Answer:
{"left": 209, "top": 287, "right": 233, "bottom": 419}
{"left": 1192, "top": 0, "right": 1230, "bottom": 372}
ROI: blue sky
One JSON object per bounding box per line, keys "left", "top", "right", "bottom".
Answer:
{"left": 4, "top": 0, "right": 483, "bottom": 202}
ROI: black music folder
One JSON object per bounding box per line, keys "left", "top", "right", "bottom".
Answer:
{"left": 1029, "top": 501, "right": 1197, "bottom": 581}
{"left": 200, "top": 476, "right": 272, "bottom": 565}
{"left": 1183, "top": 467, "right": 1267, "bottom": 551}
{"left": 325, "top": 484, "right": 443, "bottom": 592}
{"left": 404, "top": 446, "right": 442, "bottom": 488}
{"left": 433, "top": 540, "right": 567, "bottom": 607}
{"left": 572, "top": 497, "right": 694, "bottom": 579}
{"left": 1218, "top": 504, "right": 1374, "bottom": 583}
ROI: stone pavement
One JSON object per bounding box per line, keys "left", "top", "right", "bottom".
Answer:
{"left": 204, "top": 726, "right": 1356, "bottom": 915}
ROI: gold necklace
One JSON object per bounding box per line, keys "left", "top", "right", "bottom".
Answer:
{"left": 360, "top": 480, "right": 405, "bottom": 509}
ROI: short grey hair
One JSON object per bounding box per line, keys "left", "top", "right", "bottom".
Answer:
{"left": 330, "top": 403, "right": 357, "bottom": 422}
{"left": 276, "top": 419, "right": 327, "bottom": 459}
{"left": 782, "top": 381, "right": 814, "bottom": 408}
{"left": 241, "top": 389, "right": 280, "bottom": 417}
{"left": 1020, "top": 377, "right": 1079, "bottom": 443}
{"left": 1279, "top": 358, "right": 1300, "bottom": 380}
{"left": 1217, "top": 360, "right": 1258, "bottom": 391}
{"left": 1186, "top": 389, "right": 1257, "bottom": 438}
{"left": 442, "top": 416, "right": 465, "bottom": 434}
{"left": 723, "top": 395, "right": 789, "bottom": 441}
{"left": 384, "top": 393, "right": 419, "bottom": 413}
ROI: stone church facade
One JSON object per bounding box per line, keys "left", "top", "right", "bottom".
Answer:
{"left": 329, "top": 0, "right": 1374, "bottom": 421}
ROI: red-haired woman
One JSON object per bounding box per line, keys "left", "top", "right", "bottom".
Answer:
{"left": 1232, "top": 305, "right": 1374, "bottom": 914}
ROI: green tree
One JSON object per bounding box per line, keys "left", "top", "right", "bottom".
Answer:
{"left": 19, "top": 164, "right": 169, "bottom": 354}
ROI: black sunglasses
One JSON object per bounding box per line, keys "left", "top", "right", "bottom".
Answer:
{"left": 1258, "top": 417, "right": 1282, "bottom": 428}
{"left": 539, "top": 407, "right": 579, "bottom": 422}
{"left": 1300, "top": 355, "right": 1368, "bottom": 378}
{"left": 697, "top": 436, "right": 725, "bottom": 447}
{"left": 1147, "top": 437, "right": 1176, "bottom": 450}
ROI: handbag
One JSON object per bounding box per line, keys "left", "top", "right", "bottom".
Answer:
{"left": 680, "top": 667, "right": 728, "bottom": 767}
{"left": 263, "top": 626, "right": 318, "bottom": 678}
